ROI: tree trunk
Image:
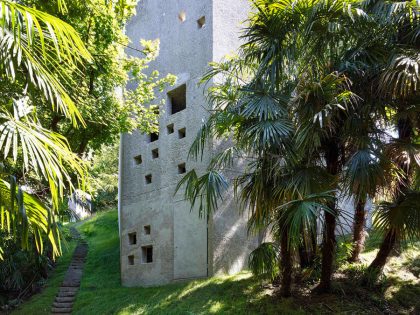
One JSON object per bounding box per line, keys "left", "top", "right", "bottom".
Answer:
{"left": 316, "top": 140, "right": 340, "bottom": 293}
{"left": 367, "top": 117, "right": 412, "bottom": 277}
{"left": 280, "top": 230, "right": 292, "bottom": 297}
{"left": 349, "top": 199, "right": 367, "bottom": 263}
{"left": 367, "top": 229, "right": 396, "bottom": 273}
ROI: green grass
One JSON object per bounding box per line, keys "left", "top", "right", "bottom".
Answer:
{"left": 13, "top": 209, "right": 420, "bottom": 314}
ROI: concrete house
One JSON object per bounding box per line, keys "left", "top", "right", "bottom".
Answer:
{"left": 118, "top": 0, "right": 261, "bottom": 287}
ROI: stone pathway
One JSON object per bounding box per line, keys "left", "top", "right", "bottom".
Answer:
{"left": 51, "top": 228, "right": 88, "bottom": 314}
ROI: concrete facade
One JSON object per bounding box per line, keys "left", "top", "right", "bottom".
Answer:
{"left": 119, "top": 0, "right": 257, "bottom": 287}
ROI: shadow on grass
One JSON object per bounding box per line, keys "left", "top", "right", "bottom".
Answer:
{"left": 73, "top": 274, "right": 302, "bottom": 315}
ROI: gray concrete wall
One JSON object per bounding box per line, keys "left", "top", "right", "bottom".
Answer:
{"left": 120, "top": 0, "right": 260, "bottom": 287}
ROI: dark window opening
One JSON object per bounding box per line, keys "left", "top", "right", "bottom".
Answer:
{"left": 149, "top": 133, "right": 159, "bottom": 142}
{"left": 167, "top": 124, "right": 174, "bottom": 134}
{"left": 197, "top": 16, "right": 206, "bottom": 28}
{"left": 141, "top": 246, "right": 153, "bottom": 263}
{"left": 128, "top": 232, "right": 137, "bottom": 245}
{"left": 168, "top": 84, "right": 186, "bottom": 115}
{"left": 128, "top": 255, "right": 134, "bottom": 265}
{"left": 178, "top": 163, "right": 186, "bottom": 174}
{"left": 145, "top": 174, "right": 152, "bottom": 184}
{"left": 134, "top": 155, "right": 142, "bottom": 165}
{"left": 178, "top": 128, "right": 186, "bottom": 139}
{"left": 152, "top": 148, "right": 159, "bottom": 159}
{"left": 144, "top": 225, "right": 151, "bottom": 235}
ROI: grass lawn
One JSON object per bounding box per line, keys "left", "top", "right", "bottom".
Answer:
{"left": 13, "top": 209, "right": 420, "bottom": 314}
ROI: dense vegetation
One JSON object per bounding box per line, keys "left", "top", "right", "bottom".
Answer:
{"left": 0, "top": 0, "right": 173, "bottom": 307}
{"left": 178, "top": 0, "right": 420, "bottom": 298}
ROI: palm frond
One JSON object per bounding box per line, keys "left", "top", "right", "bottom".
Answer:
{"left": 0, "top": 0, "right": 92, "bottom": 124}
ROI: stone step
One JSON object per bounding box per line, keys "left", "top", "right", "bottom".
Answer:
{"left": 59, "top": 286, "right": 79, "bottom": 293}
{"left": 53, "top": 302, "right": 73, "bottom": 308}
{"left": 57, "top": 291, "right": 76, "bottom": 298}
{"left": 51, "top": 307, "right": 72, "bottom": 313}
{"left": 55, "top": 296, "right": 75, "bottom": 303}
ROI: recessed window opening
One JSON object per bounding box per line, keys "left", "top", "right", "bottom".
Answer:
{"left": 178, "top": 128, "right": 186, "bottom": 139}
{"left": 149, "top": 132, "right": 159, "bottom": 142}
{"left": 178, "top": 163, "right": 186, "bottom": 174}
{"left": 144, "top": 225, "right": 151, "bottom": 235}
{"left": 141, "top": 246, "right": 153, "bottom": 263}
{"left": 168, "top": 84, "right": 186, "bottom": 115}
{"left": 167, "top": 124, "right": 174, "bottom": 134}
{"left": 128, "top": 255, "right": 134, "bottom": 265}
{"left": 178, "top": 11, "right": 186, "bottom": 22}
{"left": 197, "top": 16, "right": 206, "bottom": 28}
{"left": 134, "top": 155, "right": 142, "bottom": 165}
{"left": 128, "top": 232, "right": 137, "bottom": 245}
{"left": 152, "top": 148, "right": 159, "bottom": 159}
{"left": 145, "top": 174, "right": 152, "bottom": 184}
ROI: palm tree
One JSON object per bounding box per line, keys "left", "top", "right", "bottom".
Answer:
{"left": 0, "top": 0, "right": 91, "bottom": 257}
{"left": 362, "top": 0, "right": 420, "bottom": 276}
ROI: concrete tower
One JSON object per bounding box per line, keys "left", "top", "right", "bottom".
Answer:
{"left": 119, "top": 0, "right": 260, "bottom": 287}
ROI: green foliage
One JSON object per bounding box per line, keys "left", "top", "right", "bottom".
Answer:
{"left": 248, "top": 242, "right": 279, "bottom": 281}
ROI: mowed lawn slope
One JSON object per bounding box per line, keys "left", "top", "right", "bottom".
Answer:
{"left": 13, "top": 210, "right": 420, "bottom": 314}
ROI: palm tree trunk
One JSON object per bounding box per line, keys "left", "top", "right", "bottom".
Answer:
{"left": 280, "top": 230, "right": 292, "bottom": 297}
{"left": 318, "top": 205, "right": 337, "bottom": 292}
{"left": 349, "top": 199, "right": 367, "bottom": 263}
{"left": 367, "top": 229, "right": 396, "bottom": 273}
{"left": 367, "top": 117, "right": 412, "bottom": 276}
{"left": 317, "top": 142, "right": 339, "bottom": 293}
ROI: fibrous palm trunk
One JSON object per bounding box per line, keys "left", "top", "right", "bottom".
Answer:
{"left": 367, "top": 229, "right": 397, "bottom": 273}
{"left": 349, "top": 199, "right": 367, "bottom": 263}
{"left": 367, "top": 118, "right": 412, "bottom": 275}
{"left": 280, "top": 230, "right": 292, "bottom": 297}
{"left": 317, "top": 141, "right": 339, "bottom": 293}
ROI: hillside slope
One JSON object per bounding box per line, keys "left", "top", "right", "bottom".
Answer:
{"left": 13, "top": 210, "right": 419, "bottom": 314}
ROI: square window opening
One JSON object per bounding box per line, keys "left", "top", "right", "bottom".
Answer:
{"left": 128, "top": 255, "right": 134, "bottom": 265}
{"left": 168, "top": 84, "right": 186, "bottom": 115}
{"left": 128, "top": 232, "right": 137, "bottom": 245}
{"left": 149, "top": 133, "right": 159, "bottom": 142}
{"left": 141, "top": 246, "right": 153, "bottom": 263}
{"left": 144, "top": 225, "right": 151, "bottom": 235}
{"left": 145, "top": 174, "right": 152, "bottom": 184}
{"left": 134, "top": 155, "right": 142, "bottom": 165}
{"left": 197, "top": 16, "right": 206, "bottom": 28}
{"left": 167, "top": 124, "right": 174, "bottom": 134}
{"left": 178, "top": 163, "right": 186, "bottom": 174}
{"left": 152, "top": 148, "right": 159, "bottom": 159}
{"left": 178, "top": 128, "right": 186, "bottom": 139}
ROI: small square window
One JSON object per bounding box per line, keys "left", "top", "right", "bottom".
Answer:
{"left": 128, "top": 232, "right": 137, "bottom": 245}
{"left": 145, "top": 174, "right": 152, "bottom": 184}
{"left": 178, "top": 128, "right": 186, "bottom": 139}
{"left": 144, "top": 225, "right": 151, "bottom": 235}
{"left": 167, "top": 124, "right": 174, "bottom": 134}
{"left": 141, "top": 246, "right": 153, "bottom": 263}
{"left": 128, "top": 255, "right": 134, "bottom": 265}
{"left": 134, "top": 155, "right": 142, "bottom": 165}
{"left": 168, "top": 84, "right": 186, "bottom": 115}
{"left": 178, "top": 163, "right": 186, "bottom": 174}
{"left": 152, "top": 148, "right": 159, "bottom": 159}
{"left": 197, "top": 16, "right": 206, "bottom": 28}
{"left": 149, "top": 133, "right": 159, "bottom": 142}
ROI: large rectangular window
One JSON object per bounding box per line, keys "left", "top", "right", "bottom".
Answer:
{"left": 141, "top": 246, "right": 153, "bottom": 263}
{"left": 168, "top": 84, "right": 186, "bottom": 115}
